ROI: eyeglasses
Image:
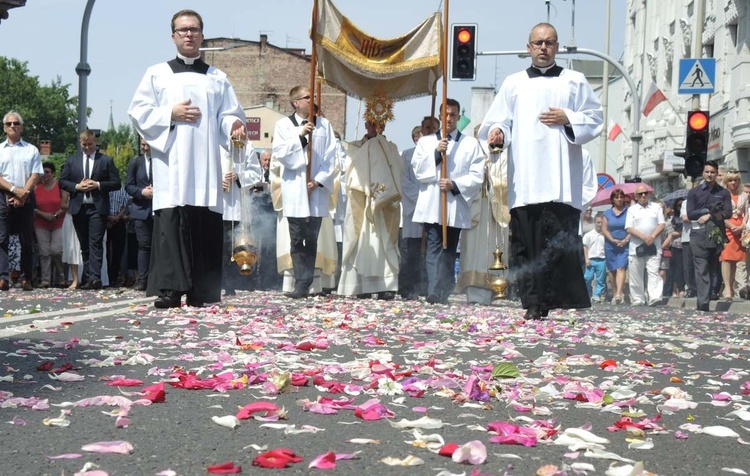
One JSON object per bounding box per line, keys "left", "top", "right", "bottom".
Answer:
{"left": 4, "top": 121, "right": 21, "bottom": 126}
{"left": 174, "top": 27, "right": 202, "bottom": 37}
{"left": 294, "top": 95, "right": 311, "bottom": 101}
{"left": 529, "top": 40, "right": 558, "bottom": 48}
{"left": 635, "top": 192, "right": 649, "bottom": 196}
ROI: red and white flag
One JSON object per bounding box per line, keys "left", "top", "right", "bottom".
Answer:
{"left": 642, "top": 82, "right": 667, "bottom": 117}
{"left": 607, "top": 119, "right": 623, "bottom": 141}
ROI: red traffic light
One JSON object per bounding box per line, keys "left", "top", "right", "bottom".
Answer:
{"left": 688, "top": 111, "right": 708, "bottom": 130}
{"left": 457, "top": 28, "right": 472, "bottom": 44}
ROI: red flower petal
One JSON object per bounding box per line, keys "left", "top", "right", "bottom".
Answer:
{"left": 207, "top": 461, "right": 242, "bottom": 474}
{"left": 252, "top": 448, "right": 303, "bottom": 468}
{"left": 141, "top": 383, "right": 166, "bottom": 403}
{"left": 599, "top": 359, "right": 617, "bottom": 369}
{"left": 438, "top": 442, "right": 460, "bottom": 457}
{"left": 236, "top": 402, "right": 279, "bottom": 420}
{"left": 106, "top": 378, "right": 144, "bottom": 387}
{"left": 36, "top": 361, "right": 55, "bottom": 371}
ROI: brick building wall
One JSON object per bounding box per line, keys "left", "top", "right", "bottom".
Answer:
{"left": 201, "top": 35, "right": 347, "bottom": 135}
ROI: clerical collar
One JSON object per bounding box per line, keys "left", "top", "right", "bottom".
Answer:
{"left": 526, "top": 63, "right": 563, "bottom": 78}
{"left": 168, "top": 56, "right": 210, "bottom": 75}
{"left": 177, "top": 53, "right": 200, "bottom": 64}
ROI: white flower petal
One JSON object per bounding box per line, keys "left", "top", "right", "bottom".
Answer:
{"left": 700, "top": 426, "right": 740, "bottom": 438}
{"left": 211, "top": 415, "right": 240, "bottom": 429}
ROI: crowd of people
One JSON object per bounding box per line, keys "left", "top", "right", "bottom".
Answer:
{"left": 581, "top": 163, "right": 750, "bottom": 309}
{"left": 5, "top": 12, "right": 745, "bottom": 316}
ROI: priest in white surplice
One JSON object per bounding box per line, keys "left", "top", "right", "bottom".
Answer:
{"left": 413, "top": 99, "right": 485, "bottom": 304}
{"left": 478, "top": 22, "right": 603, "bottom": 320}
{"left": 338, "top": 120, "right": 403, "bottom": 299}
{"left": 272, "top": 85, "right": 336, "bottom": 299}
{"left": 128, "top": 9, "right": 247, "bottom": 309}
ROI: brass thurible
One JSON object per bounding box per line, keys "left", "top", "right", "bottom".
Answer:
{"left": 232, "top": 240, "right": 258, "bottom": 276}
{"left": 487, "top": 247, "right": 508, "bottom": 300}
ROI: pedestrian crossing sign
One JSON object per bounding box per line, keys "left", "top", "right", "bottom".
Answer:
{"left": 678, "top": 58, "right": 715, "bottom": 94}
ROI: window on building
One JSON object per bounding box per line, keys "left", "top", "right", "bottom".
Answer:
{"left": 728, "top": 23, "right": 738, "bottom": 49}
{"left": 687, "top": 1, "right": 694, "bottom": 18}
{"left": 669, "top": 21, "right": 675, "bottom": 36}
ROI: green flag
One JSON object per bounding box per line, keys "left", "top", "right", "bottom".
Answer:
{"left": 457, "top": 115, "right": 471, "bottom": 132}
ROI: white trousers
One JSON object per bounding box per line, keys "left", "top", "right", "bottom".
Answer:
{"left": 628, "top": 254, "right": 663, "bottom": 305}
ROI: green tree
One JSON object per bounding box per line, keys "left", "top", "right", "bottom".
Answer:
{"left": 99, "top": 123, "right": 138, "bottom": 179}
{"left": 0, "top": 56, "right": 79, "bottom": 153}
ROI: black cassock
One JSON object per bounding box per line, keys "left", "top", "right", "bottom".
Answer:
{"left": 147, "top": 206, "right": 223, "bottom": 303}
{"left": 509, "top": 202, "right": 591, "bottom": 312}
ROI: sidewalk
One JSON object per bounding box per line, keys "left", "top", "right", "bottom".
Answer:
{"left": 665, "top": 295, "right": 750, "bottom": 313}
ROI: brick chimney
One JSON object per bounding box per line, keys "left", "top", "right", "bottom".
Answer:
{"left": 260, "top": 34, "right": 268, "bottom": 54}
{"left": 39, "top": 140, "right": 51, "bottom": 156}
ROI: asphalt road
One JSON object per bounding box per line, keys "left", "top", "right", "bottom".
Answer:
{"left": 1, "top": 287, "right": 748, "bottom": 476}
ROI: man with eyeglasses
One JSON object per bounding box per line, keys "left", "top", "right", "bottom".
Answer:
{"left": 0, "top": 111, "right": 43, "bottom": 291}
{"left": 625, "top": 186, "right": 665, "bottom": 306}
{"left": 128, "top": 9, "right": 247, "bottom": 309}
{"left": 272, "top": 86, "right": 336, "bottom": 299}
{"left": 478, "top": 23, "right": 603, "bottom": 320}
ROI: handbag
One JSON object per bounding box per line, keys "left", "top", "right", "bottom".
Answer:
{"left": 635, "top": 243, "right": 657, "bottom": 257}
{"left": 741, "top": 229, "right": 750, "bottom": 249}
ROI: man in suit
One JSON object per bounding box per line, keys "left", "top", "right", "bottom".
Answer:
{"left": 125, "top": 137, "right": 153, "bottom": 291}
{"left": 59, "top": 129, "right": 121, "bottom": 290}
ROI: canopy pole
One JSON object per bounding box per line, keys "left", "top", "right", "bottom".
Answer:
{"left": 307, "top": 0, "right": 319, "bottom": 184}
{"left": 440, "top": 0, "right": 449, "bottom": 249}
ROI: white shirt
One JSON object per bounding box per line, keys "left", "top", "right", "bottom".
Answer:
{"left": 411, "top": 132, "right": 485, "bottom": 229}
{"left": 625, "top": 201, "right": 665, "bottom": 256}
{"left": 400, "top": 146, "right": 422, "bottom": 238}
{"left": 221, "top": 144, "right": 262, "bottom": 222}
{"left": 582, "top": 228, "right": 606, "bottom": 259}
{"left": 0, "top": 139, "right": 42, "bottom": 187}
{"left": 680, "top": 200, "right": 692, "bottom": 242}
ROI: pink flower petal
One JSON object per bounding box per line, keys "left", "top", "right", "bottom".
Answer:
{"left": 81, "top": 440, "right": 134, "bottom": 455}
{"left": 46, "top": 453, "right": 83, "bottom": 460}
{"left": 308, "top": 451, "right": 336, "bottom": 469}
{"left": 236, "top": 401, "right": 279, "bottom": 420}
{"left": 452, "top": 440, "right": 487, "bottom": 465}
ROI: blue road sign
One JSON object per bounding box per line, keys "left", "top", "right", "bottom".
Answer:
{"left": 678, "top": 58, "right": 715, "bottom": 94}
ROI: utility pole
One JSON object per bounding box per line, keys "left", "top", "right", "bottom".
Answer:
{"left": 76, "top": 0, "right": 96, "bottom": 136}
{"left": 600, "top": 0, "right": 611, "bottom": 175}
{"left": 691, "top": 0, "right": 706, "bottom": 112}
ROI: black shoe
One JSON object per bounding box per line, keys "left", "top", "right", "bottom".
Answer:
{"left": 426, "top": 294, "right": 441, "bottom": 304}
{"left": 697, "top": 303, "right": 710, "bottom": 312}
{"left": 224, "top": 289, "right": 236, "bottom": 297}
{"left": 710, "top": 294, "right": 720, "bottom": 301}
{"left": 154, "top": 290, "right": 181, "bottom": 309}
{"left": 185, "top": 297, "right": 204, "bottom": 307}
{"left": 81, "top": 279, "right": 102, "bottom": 290}
{"left": 524, "top": 308, "right": 543, "bottom": 320}
{"left": 378, "top": 291, "right": 395, "bottom": 301}
{"left": 21, "top": 280, "right": 33, "bottom": 291}
{"left": 739, "top": 287, "right": 750, "bottom": 300}
{"left": 284, "top": 290, "right": 309, "bottom": 299}
{"left": 0, "top": 279, "right": 9, "bottom": 291}
{"left": 356, "top": 293, "right": 371, "bottom": 299}
{"left": 685, "top": 290, "right": 696, "bottom": 298}
{"left": 135, "top": 283, "right": 147, "bottom": 291}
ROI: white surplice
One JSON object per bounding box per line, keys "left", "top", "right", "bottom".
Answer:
{"left": 478, "top": 67, "right": 603, "bottom": 211}
{"left": 128, "top": 61, "right": 246, "bottom": 214}
{"left": 411, "top": 133, "right": 485, "bottom": 229}
{"left": 272, "top": 115, "right": 336, "bottom": 218}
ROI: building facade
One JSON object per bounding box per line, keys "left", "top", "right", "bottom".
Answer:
{"left": 617, "top": 0, "right": 749, "bottom": 196}
{"left": 201, "top": 35, "right": 348, "bottom": 138}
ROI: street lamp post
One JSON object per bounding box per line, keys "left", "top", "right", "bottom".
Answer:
{"left": 76, "top": 0, "right": 96, "bottom": 136}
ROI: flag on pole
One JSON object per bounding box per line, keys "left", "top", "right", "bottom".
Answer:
{"left": 607, "top": 119, "right": 623, "bottom": 141}
{"left": 642, "top": 82, "right": 667, "bottom": 117}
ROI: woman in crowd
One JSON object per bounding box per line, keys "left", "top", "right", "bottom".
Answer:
{"left": 602, "top": 188, "right": 630, "bottom": 304}
{"left": 61, "top": 188, "right": 81, "bottom": 289}
{"left": 719, "top": 171, "right": 747, "bottom": 299}
{"left": 669, "top": 198, "right": 686, "bottom": 297}
{"left": 33, "top": 162, "right": 67, "bottom": 288}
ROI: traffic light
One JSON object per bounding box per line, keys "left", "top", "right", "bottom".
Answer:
{"left": 675, "top": 111, "right": 709, "bottom": 179}
{"left": 451, "top": 24, "right": 477, "bottom": 80}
